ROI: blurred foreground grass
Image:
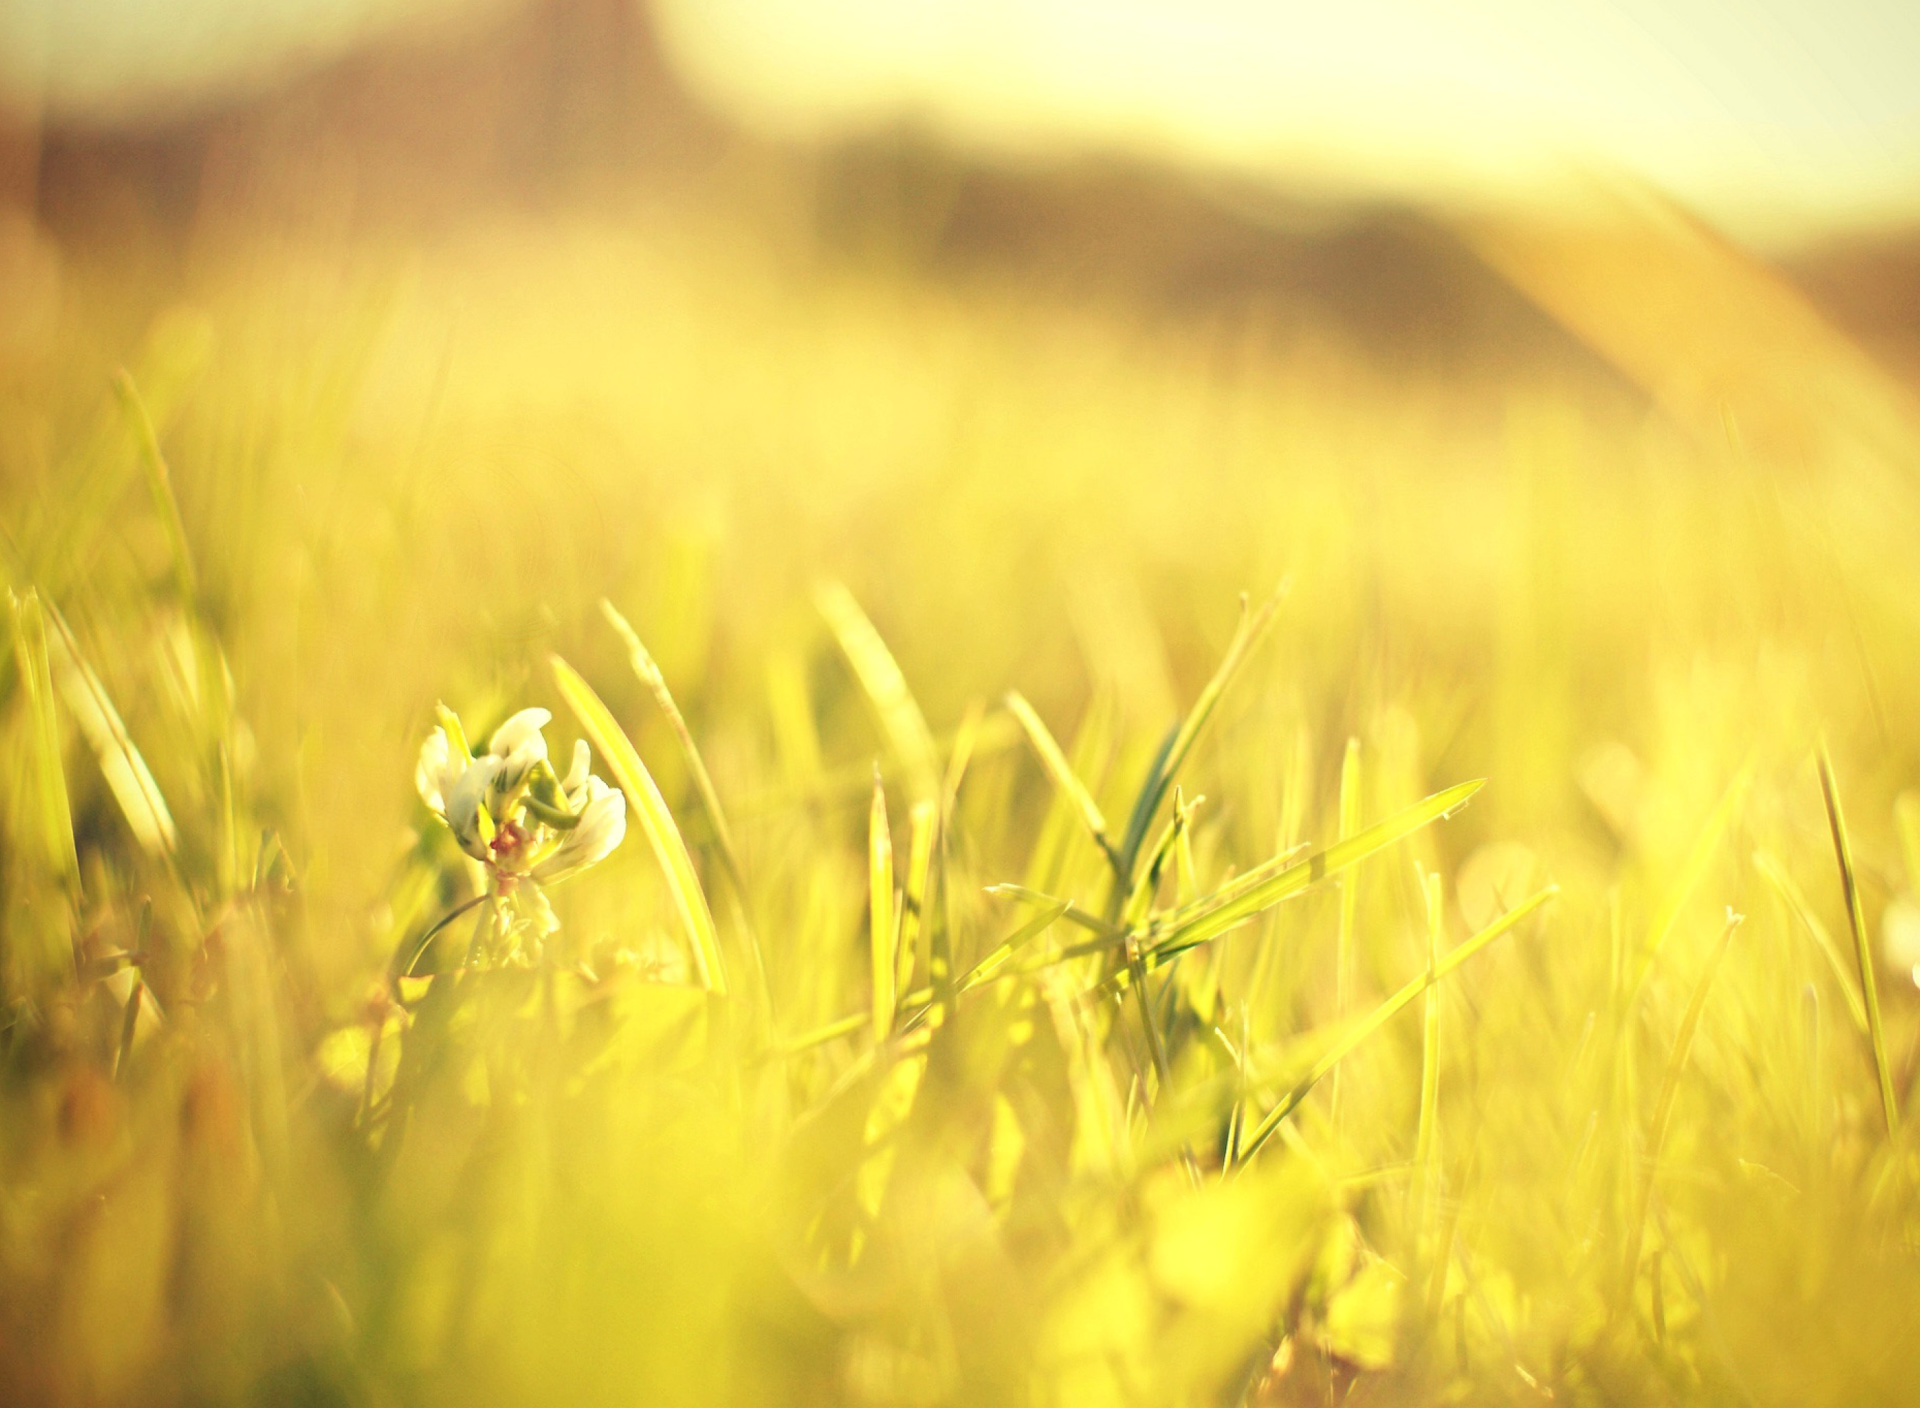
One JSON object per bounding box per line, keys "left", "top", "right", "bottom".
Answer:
{"left": 4, "top": 197, "right": 1920, "bottom": 1406}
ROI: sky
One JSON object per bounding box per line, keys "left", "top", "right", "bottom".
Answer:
{"left": 4, "top": 0, "right": 1917, "bottom": 246}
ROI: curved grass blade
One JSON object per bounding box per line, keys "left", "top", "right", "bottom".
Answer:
{"left": 1006, "top": 690, "right": 1120, "bottom": 875}
{"left": 817, "top": 582, "right": 939, "bottom": 805}
{"left": 1238, "top": 883, "right": 1557, "bottom": 1162}
{"left": 553, "top": 654, "right": 727, "bottom": 994}
{"left": 601, "top": 600, "right": 748, "bottom": 904}
{"left": 1144, "top": 778, "right": 1485, "bottom": 961}
{"left": 1818, "top": 748, "right": 1897, "bottom": 1137}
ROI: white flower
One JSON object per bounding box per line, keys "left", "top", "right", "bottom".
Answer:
{"left": 534, "top": 776, "right": 626, "bottom": 884}
{"left": 415, "top": 704, "right": 624, "bottom": 887}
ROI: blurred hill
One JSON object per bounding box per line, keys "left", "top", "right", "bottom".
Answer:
{"left": 2, "top": 0, "right": 1916, "bottom": 426}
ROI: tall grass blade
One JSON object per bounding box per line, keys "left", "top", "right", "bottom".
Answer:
{"left": 1238, "top": 884, "right": 1557, "bottom": 1162}
{"left": 1115, "top": 581, "right": 1288, "bottom": 882}
{"left": 1817, "top": 747, "right": 1898, "bottom": 1137}
{"left": 1621, "top": 909, "right": 1743, "bottom": 1305}
{"left": 817, "top": 582, "right": 940, "bottom": 805}
{"left": 1006, "top": 690, "right": 1120, "bottom": 874}
{"left": 8, "top": 590, "right": 80, "bottom": 890}
{"left": 1752, "top": 848, "right": 1868, "bottom": 1034}
{"left": 1415, "top": 868, "right": 1443, "bottom": 1176}
{"left": 602, "top": 600, "right": 748, "bottom": 904}
{"left": 45, "top": 607, "right": 177, "bottom": 856}
{"left": 1331, "top": 737, "right": 1361, "bottom": 1125}
{"left": 1634, "top": 765, "right": 1750, "bottom": 991}
{"left": 113, "top": 370, "right": 198, "bottom": 605}
{"left": 869, "top": 767, "right": 897, "bottom": 1042}
{"left": 553, "top": 654, "right": 727, "bottom": 994}
{"left": 898, "top": 799, "right": 936, "bottom": 995}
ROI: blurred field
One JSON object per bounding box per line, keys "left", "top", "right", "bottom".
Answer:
{"left": 7, "top": 21, "right": 1920, "bottom": 1404}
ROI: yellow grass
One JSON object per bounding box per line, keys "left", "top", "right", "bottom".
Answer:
{"left": 3, "top": 190, "right": 1920, "bottom": 1406}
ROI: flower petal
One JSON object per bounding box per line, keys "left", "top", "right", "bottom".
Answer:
{"left": 415, "top": 727, "right": 456, "bottom": 814}
{"left": 488, "top": 708, "right": 552, "bottom": 761}
{"left": 443, "top": 755, "right": 503, "bottom": 862}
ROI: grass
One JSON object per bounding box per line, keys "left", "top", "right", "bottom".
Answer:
{"left": 2, "top": 191, "right": 1920, "bottom": 1407}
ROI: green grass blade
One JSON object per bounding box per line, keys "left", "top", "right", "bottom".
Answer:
{"left": 602, "top": 600, "right": 749, "bottom": 901}
{"left": 45, "top": 606, "right": 178, "bottom": 856}
{"left": 984, "top": 883, "right": 1127, "bottom": 942}
{"left": 869, "top": 767, "right": 897, "bottom": 1041}
{"left": 958, "top": 899, "right": 1071, "bottom": 993}
{"left": 817, "top": 581, "right": 940, "bottom": 805}
{"left": 113, "top": 370, "right": 197, "bottom": 605}
{"left": 1634, "top": 764, "right": 1751, "bottom": 990}
{"left": 553, "top": 654, "right": 727, "bottom": 994}
{"left": 1818, "top": 748, "right": 1897, "bottom": 1137}
{"left": 1144, "top": 778, "right": 1485, "bottom": 960}
{"left": 1752, "top": 848, "right": 1868, "bottom": 1034}
{"left": 8, "top": 590, "right": 80, "bottom": 891}
{"left": 1331, "top": 737, "right": 1361, "bottom": 1125}
{"left": 1239, "top": 883, "right": 1557, "bottom": 1161}
{"left": 1115, "top": 581, "right": 1287, "bottom": 882}
{"left": 1622, "top": 908, "right": 1743, "bottom": 1303}
{"left": 1006, "top": 690, "right": 1120, "bottom": 874}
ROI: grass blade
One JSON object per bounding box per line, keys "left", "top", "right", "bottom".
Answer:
{"left": 1239, "top": 883, "right": 1557, "bottom": 1161}
{"left": 1752, "top": 848, "right": 1868, "bottom": 1034}
{"left": 817, "top": 582, "right": 940, "bottom": 805}
{"left": 1634, "top": 765, "right": 1751, "bottom": 991}
{"left": 113, "top": 370, "right": 197, "bottom": 605}
{"left": 46, "top": 606, "right": 178, "bottom": 856}
{"left": 870, "top": 767, "right": 897, "bottom": 1041}
{"left": 602, "top": 599, "right": 748, "bottom": 906}
{"left": 1144, "top": 778, "right": 1485, "bottom": 960}
{"left": 1622, "top": 908, "right": 1743, "bottom": 1304}
{"left": 553, "top": 653, "right": 727, "bottom": 994}
{"left": 1331, "top": 737, "right": 1361, "bottom": 1125}
{"left": 1115, "top": 581, "right": 1287, "bottom": 883}
{"left": 898, "top": 799, "right": 936, "bottom": 995}
{"left": 1817, "top": 747, "right": 1898, "bottom": 1137}
{"left": 1006, "top": 690, "right": 1120, "bottom": 874}
{"left": 8, "top": 590, "right": 80, "bottom": 890}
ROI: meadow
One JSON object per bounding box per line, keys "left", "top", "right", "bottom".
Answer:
{"left": 3, "top": 180, "right": 1920, "bottom": 1406}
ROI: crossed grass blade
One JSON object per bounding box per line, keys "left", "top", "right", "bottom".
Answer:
{"left": 1236, "top": 883, "right": 1559, "bottom": 1163}
{"left": 1140, "top": 778, "right": 1486, "bottom": 965}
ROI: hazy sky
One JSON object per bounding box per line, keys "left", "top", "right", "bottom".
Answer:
{"left": 4, "top": 0, "right": 1917, "bottom": 245}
